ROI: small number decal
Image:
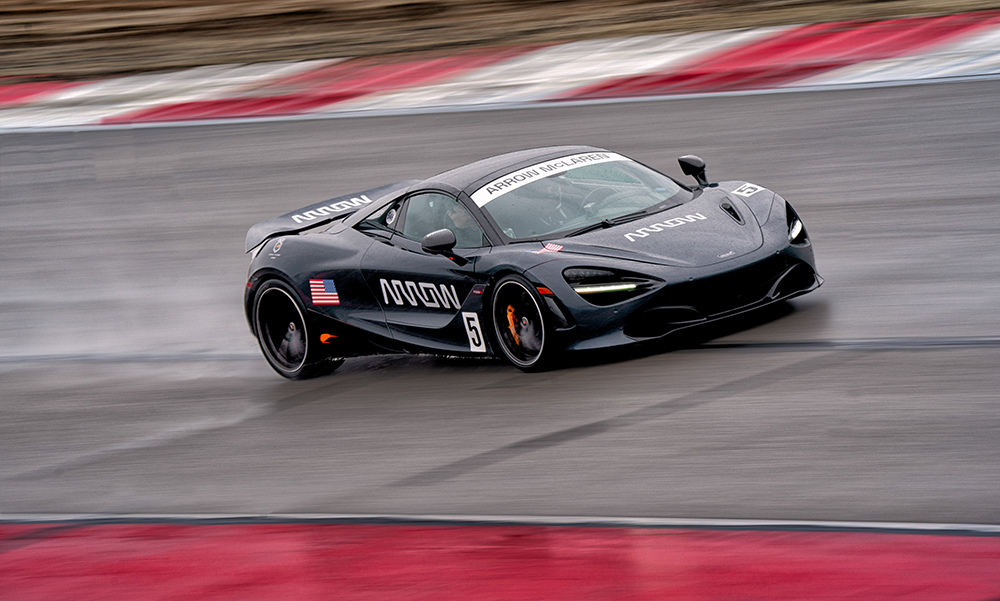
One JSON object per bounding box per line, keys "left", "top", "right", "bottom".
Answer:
{"left": 462, "top": 312, "right": 487, "bottom": 353}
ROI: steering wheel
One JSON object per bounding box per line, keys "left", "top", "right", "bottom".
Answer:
{"left": 583, "top": 187, "right": 616, "bottom": 206}
{"left": 582, "top": 187, "right": 616, "bottom": 217}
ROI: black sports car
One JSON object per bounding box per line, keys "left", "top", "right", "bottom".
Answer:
{"left": 245, "top": 146, "right": 821, "bottom": 378}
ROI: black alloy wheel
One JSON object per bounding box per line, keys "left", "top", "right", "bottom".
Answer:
{"left": 253, "top": 279, "right": 342, "bottom": 379}
{"left": 490, "top": 275, "right": 550, "bottom": 371}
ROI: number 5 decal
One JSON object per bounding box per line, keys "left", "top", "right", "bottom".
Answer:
{"left": 462, "top": 312, "right": 487, "bottom": 353}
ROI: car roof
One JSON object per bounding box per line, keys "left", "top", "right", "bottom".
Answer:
{"left": 417, "top": 145, "right": 609, "bottom": 195}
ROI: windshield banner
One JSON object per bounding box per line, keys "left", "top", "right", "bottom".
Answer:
{"left": 471, "top": 152, "right": 627, "bottom": 206}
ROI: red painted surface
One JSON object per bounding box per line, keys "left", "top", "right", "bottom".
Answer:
{"left": 3, "top": 523, "right": 1000, "bottom": 600}
{"left": 0, "top": 81, "right": 87, "bottom": 108}
{"left": 557, "top": 11, "right": 1000, "bottom": 100}
{"left": 102, "top": 46, "right": 544, "bottom": 124}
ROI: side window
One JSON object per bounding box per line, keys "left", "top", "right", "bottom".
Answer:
{"left": 401, "top": 193, "right": 486, "bottom": 249}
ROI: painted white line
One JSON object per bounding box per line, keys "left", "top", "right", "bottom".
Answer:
{"left": 797, "top": 23, "right": 1000, "bottom": 86}
{"left": 795, "top": 52, "right": 1000, "bottom": 86}
{"left": 44, "top": 60, "right": 339, "bottom": 106}
{"left": 1, "top": 513, "right": 999, "bottom": 533}
{"left": 3, "top": 73, "right": 1000, "bottom": 134}
{"left": 0, "top": 106, "right": 143, "bottom": 128}
{"left": 0, "top": 60, "right": 341, "bottom": 127}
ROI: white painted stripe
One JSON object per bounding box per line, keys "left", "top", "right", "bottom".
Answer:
{"left": 1, "top": 513, "right": 999, "bottom": 533}
{"left": 0, "top": 105, "right": 143, "bottom": 128}
{"left": 88, "top": 59, "right": 344, "bottom": 124}
{"left": 0, "top": 61, "right": 339, "bottom": 128}
{"left": 43, "top": 60, "right": 339, "bottom": 106}
{"left": 6, "top": 74, "right": 1000, "bottom": 133}
{"left": 0, "top": 60, "right": 339, "bottom": 127}
{"left": 331, "top": 27, "right": 790, "bottom": 111}
{"left": 795, "top": 23, "right": 1000, "bottom": 86}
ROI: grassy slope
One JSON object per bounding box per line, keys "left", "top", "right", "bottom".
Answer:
{"left": 2, "top": 0, "right": 1000, "bottom": 79}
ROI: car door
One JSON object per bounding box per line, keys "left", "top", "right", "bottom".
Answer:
{"left": 359, "top": 191, "right": 491, "bottom": 354}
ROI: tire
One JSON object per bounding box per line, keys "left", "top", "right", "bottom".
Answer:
{"left": 253, "top": 279, "right": 343, "bottom": 379}
{"left": 490, "top": 275, "right": 551, "bottom": 371}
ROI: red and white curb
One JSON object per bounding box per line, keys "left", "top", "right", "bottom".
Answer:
{"left": 335, "top": 26, "right": 788, "bottom": 111}
{"left": 3, "top": 514, "right": 1000, "bottom": 600}
{"left": 2, "top": 11, "right": 1000, "bottom": 129}
{"left": 798, "top": 18, "right": 1000, "bottom": 85}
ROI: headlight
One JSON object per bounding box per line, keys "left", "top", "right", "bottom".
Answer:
{"left": 573, "top": 283, "right": 639, "bottom": 295}
{"left": 563, "top": 268, "right": 661, "bottom": 306}
{"left": 788, "top": 218, "right": 803, "bottom": 242}
{"left": 786, "top": 203, "right": 808, "bottom": 245}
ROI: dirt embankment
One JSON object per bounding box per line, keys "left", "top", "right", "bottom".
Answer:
{"left": 3, "top": 0, "right": 1000, "bottom": 80}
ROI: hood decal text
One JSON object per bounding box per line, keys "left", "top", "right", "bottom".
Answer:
{"left": 624, "top": 213, "right": 706, "bottom": 242}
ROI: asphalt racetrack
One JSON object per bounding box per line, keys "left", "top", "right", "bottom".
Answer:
{"left": 2, "top": 80, "right": 999, "bottom": 524}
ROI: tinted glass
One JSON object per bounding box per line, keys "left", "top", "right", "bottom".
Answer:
{"left": 401, "top": 192, "right": 485, "bottom": 249}
{"left": 473, "top": 154, "right": 690, "bottom": 240}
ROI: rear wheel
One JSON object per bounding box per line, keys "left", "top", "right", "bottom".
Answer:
{"left": 253, "top": 280, "right": 343, "bottom": 379}
{"left": 490, "top": 275, "right": 550, "bottom": 371}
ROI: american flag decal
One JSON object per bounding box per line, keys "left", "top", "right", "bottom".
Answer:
{"left": 533, "top": 243, "right": 564, "bottom": 254}
{"left": 309, "top": 279, "right": 340, "bottom": 305}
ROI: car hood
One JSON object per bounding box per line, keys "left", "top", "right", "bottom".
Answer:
{"left": 550, "top": 188, "right": 764, "bottom": 267}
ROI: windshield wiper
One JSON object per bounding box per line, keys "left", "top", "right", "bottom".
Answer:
{"left": 565, "top": 207, "right": 663, "bottom": 237}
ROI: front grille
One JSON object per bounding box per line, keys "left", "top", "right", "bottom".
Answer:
{"left": 674, "top": 256, "right": 795, "bottom": 317}
{"left": 623, "top": 306, "right": 705, "bottom": 339}
{"left": 623, "top": 256, "right": 814, "bottom": 339}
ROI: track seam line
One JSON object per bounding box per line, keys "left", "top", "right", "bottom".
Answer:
{"left": 2, "top": 513, "right": 999, "bottom": 535}
{"left": 3, "top": 336, "right": 999, "bottom": 365}
{"left": 393, "top": 351, "right": 860, "bottom": 486}
{"left": 698, "top": 336, "right": 1000, "bottom": 351}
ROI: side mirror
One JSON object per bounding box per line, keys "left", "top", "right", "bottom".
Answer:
{"left": 421, "top": 228, "right": 468, "bottom": 265}
{"left": 421, "top": 228, "right": 457, "bottom": 254}
{"left": 678, "top": 155, "right": 710, "bottom": 188}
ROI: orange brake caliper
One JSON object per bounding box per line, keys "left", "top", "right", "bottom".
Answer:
{"left": 506, "top": 305, "right": 520, "bottom": 346}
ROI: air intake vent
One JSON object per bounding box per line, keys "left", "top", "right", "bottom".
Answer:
{"left": 720, "top": 202, "right": 745, "bottom": 225}
{"left": 624, "top": 307, "right": 706, "bottom": 339}
{"left": 769, "top": 264, "right": 818, "bottom": 299}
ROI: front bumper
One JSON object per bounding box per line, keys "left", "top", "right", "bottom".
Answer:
{"left": 526, "top": 241, "right": 820, "bottom": 352}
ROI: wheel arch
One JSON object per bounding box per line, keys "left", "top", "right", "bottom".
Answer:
{"left": 245, "top": 268, "right": 298, "bottom": 337}
{"left": 480, "top": 267, "right": 527, "bottom": 324}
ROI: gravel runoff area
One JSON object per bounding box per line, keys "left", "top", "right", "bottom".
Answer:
{"left": 4, "top": 0, "right": 1000, "bottom": 80}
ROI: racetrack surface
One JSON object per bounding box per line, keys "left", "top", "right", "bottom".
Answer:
{"left": 2, "top": 80, "right": 1000, "bottom": 524}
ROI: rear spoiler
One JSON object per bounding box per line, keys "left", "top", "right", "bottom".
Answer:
{"left": 245, "top": 180, "right": 417, "bottom": 252}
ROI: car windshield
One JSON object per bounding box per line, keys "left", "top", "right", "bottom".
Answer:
{"left": 470, "top": 152, "right": 691, "bottom": 240}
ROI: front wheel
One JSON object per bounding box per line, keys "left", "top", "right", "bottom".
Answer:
{"left": 490, "top": 275, "right": 551, "bottom": 371}
{"left": 253, "top": 279, "right": 343, "bottom": 379}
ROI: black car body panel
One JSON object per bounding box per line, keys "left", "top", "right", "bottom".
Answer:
{"left": 245, "top": 180, "right": 419, "bottom": 252}
{"left": 244, "top": 146, "right": 821, "bottom": 377}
